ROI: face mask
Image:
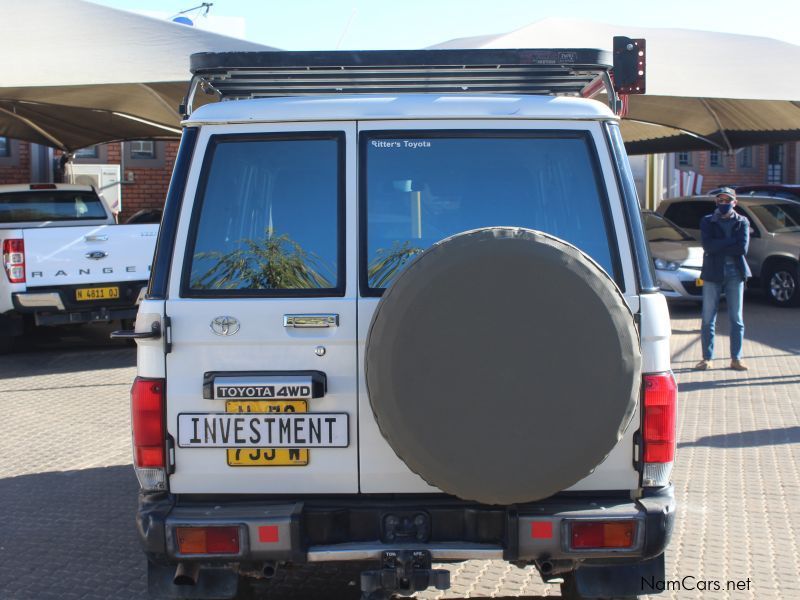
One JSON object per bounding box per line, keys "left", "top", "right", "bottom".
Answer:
{"left": 717, "top": 203, "right": 733, "bottom": 215}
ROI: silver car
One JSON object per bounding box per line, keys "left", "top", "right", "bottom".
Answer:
{"left": 643, "top": 211, "right": 704, "bottom": 301}
{"left": 657, "top": 195, "right": 800, "bottom": 307}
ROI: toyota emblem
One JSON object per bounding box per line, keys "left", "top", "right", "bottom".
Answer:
{"left": 210, "top": 316, "right": 240, "bottom": 336}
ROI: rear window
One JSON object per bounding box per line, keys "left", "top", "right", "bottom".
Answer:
{"left": 0, "top": 191, "right": 107, "bottom": 222}
{"left": 362, "top": 131, "right": 619, "bottom": 292}
{"left": 184, "top": 134, "right": 343, "bottom": 296}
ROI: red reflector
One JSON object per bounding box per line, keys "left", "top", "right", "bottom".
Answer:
{"left": 530, "top": 521, "right": 553, "bottom": 539}
{"left": 643, "top": 373, "right": 678, "bottom": 463}
{"left": 176, "top": 526, "right": 240, "bottom": 555}
{"left": 570, "top": 521, "right": 636, "bottom": 549}
{"left": 3, "top": 238, "right": 25, "bottom": 284}
{"left": 206, "top": 527, "right": 240, "bottom": 554}
{"left": 29, "top": 183, "right": 58, "bottom": 190}
{"left": 258, "top": 525, "right": 280, "bottom": 543}
{"left": 131, "top": 377, "right": 165, "bottom": 468}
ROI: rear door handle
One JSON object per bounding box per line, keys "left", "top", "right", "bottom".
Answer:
{"left": 283, "top": 314, "right": 339, "bottom": 328}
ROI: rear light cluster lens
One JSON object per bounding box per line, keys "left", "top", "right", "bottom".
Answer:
{"left": 176, "top": 526, "right": 240, "bottom": 555}
{"left": 3, "top": 239, "right": 25, "bottom": 283}
{"left": 570, "top": 520, "right": 637, "bottom": 549}
{"left": 642, "top": 372, "right": 678, "bottom": 486}
{"left": 131, "top": 377, "right": 166, "bottom": 491}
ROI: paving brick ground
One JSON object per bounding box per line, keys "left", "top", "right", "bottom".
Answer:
{"left": 1, "top": 298, "right": 798, "bottom": 599}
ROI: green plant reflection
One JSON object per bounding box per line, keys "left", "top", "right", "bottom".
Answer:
{"left": 192, "top": 233, "right": 334, "bottom": 290}
{"left": 368, "top": 241, "right": 423, "bottom": 288}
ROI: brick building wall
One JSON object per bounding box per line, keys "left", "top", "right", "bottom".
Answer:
{"left": 675, "top": 143, "right": 798, "bottom": 193}
{"left": 0, "top": 139, "right": 31, "bottom": 184}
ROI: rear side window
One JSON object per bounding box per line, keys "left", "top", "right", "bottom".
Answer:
{"left": 184, "top": 134, "right": 343, "bottom": 296}
{"left": 662, "top": 201, "right": 713, "bottom": 230}
{"left": 0, "top": 191, "right": 107, "bottom": 222}
{"left": 361, "top": 131, "right": 619, "bottom": 292}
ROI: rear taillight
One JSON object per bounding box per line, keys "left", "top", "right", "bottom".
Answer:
{"left": 569, "top": 520, "right": 638, "bottom": 550}
{"left": 175, "top": 526, "right": 241, "bottom": 555}
{"left": 3, "top": 239, "right": 25, "bottom": 284}
{"left": 131, "top": 377, "right": 167, "bottom": 491}
{"left": 641, "top": 372, "right": 678, "bottom": 487}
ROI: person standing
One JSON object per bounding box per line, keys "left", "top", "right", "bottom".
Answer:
{"left": 694, "top": 188, "right": 752, "bottom": 371}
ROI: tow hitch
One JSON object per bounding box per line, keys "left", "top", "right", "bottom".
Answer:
{"left": 360, "top": 550, "right": 450, "bottom": 599}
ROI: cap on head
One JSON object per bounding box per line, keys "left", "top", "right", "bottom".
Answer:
{"left": 714, "top": 187, "right": 736, "bottom": 202}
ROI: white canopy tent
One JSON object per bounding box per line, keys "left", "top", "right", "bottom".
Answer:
{"left": 433, "top": 18, "right": 800, "bottom": 154}
{"left": 0, "top": 0, "right": 276, "bottom": 151}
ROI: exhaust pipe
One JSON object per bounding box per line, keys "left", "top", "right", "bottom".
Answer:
{"left": 262, "top": 562, "right": 277, "bottom": 578}
{"left": 174, "top": 562, "right": 200, "bottom": 586}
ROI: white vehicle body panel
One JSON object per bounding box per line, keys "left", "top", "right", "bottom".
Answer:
{"left": 165, "top": 122, "right": 359, "bottom": 494}
{"left": 20, "top": 224, "right": 157, "bottom": 287}
{"left": 162, "top": 111, "right": 648, "bottom": 495}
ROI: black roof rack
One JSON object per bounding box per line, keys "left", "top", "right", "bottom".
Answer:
{"left": 184, "top": 39, "right": 645, "bottom": 117}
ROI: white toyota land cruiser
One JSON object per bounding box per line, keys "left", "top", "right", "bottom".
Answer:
{"left": 123, "top": 41, "right": 677, "bottom": 600}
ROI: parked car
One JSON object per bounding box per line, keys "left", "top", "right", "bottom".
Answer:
{"left": 710, "top": 184, "right": 800, "bottom": 204}
{"left": 657, "top": 195, "right": 800, "bottom": 306}
{"left": 643, "top": 211, "right": 703, "bottom": 301}
{"left": 123, "top": 46, "right": 676, "bottom": 600}
{"left": 0, "top": 183, "right": 158, "bottom": 351}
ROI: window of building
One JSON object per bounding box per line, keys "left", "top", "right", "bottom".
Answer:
{"left": 738, "top": 146, "right": 753, "bottom": 168}
{"left": 0, "top": 137, "right": 9, "bottom": 157}
{"left": 767, "top": 144, "right": 784, "bottom": 184}
{"left": 709, "top": 150, "right": 722, "bottom": 167}
{"left": 677, "top": 151, "right": 691, "bottom": 166}
{"left": 74, "top": 145, "right": 99, "bottom": 158}
{"left": 129, "top": 140, "right": 156, "bottom": 159}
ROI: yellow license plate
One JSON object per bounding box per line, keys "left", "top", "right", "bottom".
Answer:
{"left": 75, "top": 286, "right": 120, "bottom": 301}
{"left": 225, "top": 400, "right": 309, "bottom": 466}
{"left": 695, "top": 278, "right": 704, "bottom": 287}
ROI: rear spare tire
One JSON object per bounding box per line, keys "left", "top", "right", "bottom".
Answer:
{"left": 365, "top": 228, "right": 641, "bottom": 505}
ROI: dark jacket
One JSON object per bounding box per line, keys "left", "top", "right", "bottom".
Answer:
{"left": 699, "top": 211, "right": 752, "bottom": 283}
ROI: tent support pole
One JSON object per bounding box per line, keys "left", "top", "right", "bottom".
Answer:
{"left": 699, "top": 99, "right": 733, "bottom": 152}
{"left": 0, "top": 104, "right": 68, "bottom": 151}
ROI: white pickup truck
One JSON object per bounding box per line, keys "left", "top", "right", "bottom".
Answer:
{"left": 0, "top": 183, "right": 158, "bottom": 351}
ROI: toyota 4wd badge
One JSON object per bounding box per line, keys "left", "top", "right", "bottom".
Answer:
{"left": 210, "top": 316, "right": 240, "bottom": 336}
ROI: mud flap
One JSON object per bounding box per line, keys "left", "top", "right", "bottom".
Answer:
{"left": 147, "top": 561, "right": 239, "bottom": 599}
{"left": 571, "top": 553, "right": 665, "bottom": 598}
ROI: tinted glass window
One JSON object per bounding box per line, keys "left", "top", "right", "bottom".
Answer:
{"left": 748, "top": 203, "right": 800, "bottom": 233}
{"left": 363, "top": 133, "right": 616, "bottom": 290}
{"left": 643, "top": 212, "right": 694, "bottom": 241}
{"left": 663, "top": 201, "right": 714, "bottom": 230}
{"left": 0, "top": 191, "right": 107, "bottom": 222}
{"left": 188, "top": 136, "right": 341, "bottom": 294}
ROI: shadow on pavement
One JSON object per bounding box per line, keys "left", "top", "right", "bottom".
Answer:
{"left": 678, "top": 426, "right": 800, "bottom": 449}
{"left": 0, "top": 467, "right": 550, "bottom": 600}
{"left": 676, "top": 373, "right": 800, "bottom": 392}
{"left": 0, "top": 323, "right": 135, "bottom": 380}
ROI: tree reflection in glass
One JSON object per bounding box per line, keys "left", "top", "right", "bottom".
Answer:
{"left": 192, "top": 232, "right": 334, "bottom": 290}
{"left": 368, "top": 241, "right": 423, "bottom": 288}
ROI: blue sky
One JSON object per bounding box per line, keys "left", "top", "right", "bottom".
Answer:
{"left": 92, "top": 0, "right": 800, "bottom": 50}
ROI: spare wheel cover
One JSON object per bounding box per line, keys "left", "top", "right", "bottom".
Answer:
{"left": 365, "top": 227, "right": 641, "bottom": 505}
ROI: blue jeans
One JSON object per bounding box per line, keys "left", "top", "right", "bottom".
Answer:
{"left": 701, "top": 262, "right": 745, "bottom": 360}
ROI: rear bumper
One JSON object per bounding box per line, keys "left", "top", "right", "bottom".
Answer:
{"left": 11, "top": 281, "right": 147, "bottom": 325}
{"left": 138, "top": 486, "right": 675, "bottom": 567}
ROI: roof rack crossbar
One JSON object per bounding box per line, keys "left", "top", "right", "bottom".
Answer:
{"left": 183, "top": 43, "right": 645, "bottom": 116}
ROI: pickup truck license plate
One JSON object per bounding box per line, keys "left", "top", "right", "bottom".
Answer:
{"left": 225, "top": 400, "right": 309, "bottom": 467}
{"left": 177, "top": 412, "right": 349, "bottom": 448}
{"left": 75, "top": 286, "right": 119, "bottom": 301}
